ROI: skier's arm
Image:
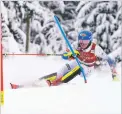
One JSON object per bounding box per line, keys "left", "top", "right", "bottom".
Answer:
{"left": 62, "top": 41, "right": 80, "bottom": 60}
{"left": 95, "top": 45, "right": 118, "bottom": 79}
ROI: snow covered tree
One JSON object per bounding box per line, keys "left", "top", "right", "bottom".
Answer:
{"left": 1, "top": 1, "right": 20, "bottom": 54}
{"left": 39, "top": 1, "right": 79, "bottom": 21}
{"left": 38, "top": 1, "right": 80, "bottom": 53}
{"left": 75, "top": 1, "right": 122, "bottom": 54}
{"left": 2, "top": 1, "right": 27, "bottom": 52}
{"left": 110, "top": 1, "right": 122, "bottom": 51}
{"left": 1, "top": 1, "right": 121, "bottom": 57}
{"left": 109, "top": 47, "right": 122, "bottom": 62}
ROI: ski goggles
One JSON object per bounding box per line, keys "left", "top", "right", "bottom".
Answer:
{"left": 79, "top": 40, "right": 90, "bottom": 45}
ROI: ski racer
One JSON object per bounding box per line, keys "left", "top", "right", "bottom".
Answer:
{"left": 10, "top": 30, "right": 119, "bottom": 89}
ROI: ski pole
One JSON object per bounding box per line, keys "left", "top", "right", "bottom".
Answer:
{"left": 54, "top": 15, "right": 87, "bottom": 83}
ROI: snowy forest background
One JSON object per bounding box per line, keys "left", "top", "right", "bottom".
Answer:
{"left": 1, "top": 1, "right": 122, "bottom": 62}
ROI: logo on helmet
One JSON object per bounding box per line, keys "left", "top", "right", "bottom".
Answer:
{"left": 80, "top": 33, "right": 86, "bottom": 37}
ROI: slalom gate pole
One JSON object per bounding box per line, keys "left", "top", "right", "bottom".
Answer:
{"left": 54, "top": 15, "right": 87, "bottom": 83}
{"left": 0, "top": 13, "right": 4, "bottom": 105}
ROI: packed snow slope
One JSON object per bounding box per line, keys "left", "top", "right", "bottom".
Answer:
{"left": 1, "top": 56, "right": 121, "bottom": 114}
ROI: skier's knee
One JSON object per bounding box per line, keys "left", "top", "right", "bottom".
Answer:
{"left": 65, "top": 63, "right": 72, "bottom": 70}
{"left": 61, "top": 66, "right": 80, "bottom": 83}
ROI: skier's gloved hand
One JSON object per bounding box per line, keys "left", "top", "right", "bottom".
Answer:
{"left": 62, "top": 52, "right": 69, "bottom": 60}
{"left": 111, "top": 68, "right": 119, "bottom": 81}
{"left": 62, "top": 50, "right": 80, "bottom": 60}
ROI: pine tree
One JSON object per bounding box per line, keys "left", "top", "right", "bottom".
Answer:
{"left": 110, "top": 1, "right": 122, "bottom": 51}
{"left": 75, "top": 1, "right": 122, "bottom": 54}
{"left": 1, "top": 1, "right": 20, "bottom": 54}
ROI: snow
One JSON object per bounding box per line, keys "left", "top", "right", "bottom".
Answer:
{"left": 1, "top": 2, "right": 9, "bottom": 25}
{"left": 109, "top": 47, "right": 121, "bottom": 60}
{"left": 1, "top": 56, "right": 121, "bottom": 114}
{"left": 1, "top": 23, "right": 21, "bottom": 54}
{"left": 86, "top": 8, "right": 98, "bottom": 24}
{"left": 76, "top": 1, "right": 89, "bottom": 12}
{"left": 77, "top": 2, "right": 96, "bottom": 18}
{"left": 96, "top": 24, "right": 105, "bottom": 34}
{"left": 2, "top": 82, "right": 121, "bottom": 114}
{"left": 111, "top": 26, "right": 122, "bottom": 50}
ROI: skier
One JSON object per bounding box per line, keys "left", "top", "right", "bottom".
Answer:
{"left": 10, "top": 30, "right": 119, "bottom": 89}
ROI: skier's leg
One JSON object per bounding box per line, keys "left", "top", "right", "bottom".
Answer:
{"left": 57, "top": 60, "right": 79, "bottom": 78}
{"left": 39, "top": 72, "right": 57, "bottom": 82}
{"left": 51, "top": 60, "right": 81, "bottom": 85}
{"left": 10, "top": 60, "right": 88, "bottom": 89}
{"left": 34, "top": 61, "right": 80, "bottom": 86}
{"left": 10, "top": 78, "right": 51, "bottom": 89}
{"left": 10, "top": 72, "right": 58, "bottom": 89}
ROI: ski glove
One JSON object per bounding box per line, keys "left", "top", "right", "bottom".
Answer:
{"left": 62, "top": 50, "right": 80, "bottom": 60}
